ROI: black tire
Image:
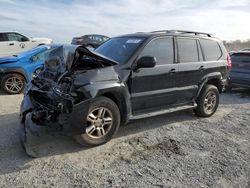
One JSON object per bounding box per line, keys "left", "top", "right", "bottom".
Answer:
{"left": 74, "top": 96, "right": 120, "bottom": 146}
{"left": 195, "top": 84, "right": 219, "bottom": 117}
{"left": 1, "top": 73, "right": 26, "bottom": 94}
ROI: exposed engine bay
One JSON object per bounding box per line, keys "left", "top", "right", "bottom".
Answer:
{"left": 20, "top": 45, "right": 121, "bottom": 156}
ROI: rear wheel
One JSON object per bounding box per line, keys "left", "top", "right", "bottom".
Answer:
{"left": 195, "top": 84, "right": 219, "bottom": 117}
{"left": 1, "top": 73, "right": 26, "bottom": 94}
{"left": 74, "top": 97, "right": 120, "bottom": 146}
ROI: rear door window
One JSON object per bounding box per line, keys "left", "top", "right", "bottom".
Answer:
{"left": 88, "top": 35, "right": 93, "bottom": 40}
{"left": 139, "top": 37, "right": 174, "bottom": 65}
{"left": 95, "top": 35, "right": 103, "bottom": 42}
{"left": 0, "top": 33, "right": 6, "bottom": 41}
{"left": 200, "top": 39, "right": 222, "bottom": 61}
{"left": 6, "top": 33, "right": 17, "bottom": 41}
{"left": 6, "top": 33, "right": 29, "bottom": 42}
{"left": 177, "top": 38, "right": 199, "bottom": 63}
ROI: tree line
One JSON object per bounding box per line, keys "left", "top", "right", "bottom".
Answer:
{"left": 223, "top": 39, "right": 250, "bottom": 52}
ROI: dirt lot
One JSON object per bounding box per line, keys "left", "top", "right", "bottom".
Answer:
{"left": 0, "top": 89, "right": 249, "bottom": 187}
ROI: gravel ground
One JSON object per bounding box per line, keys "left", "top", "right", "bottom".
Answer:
{"left": 0, "top": 89, "right": 249, "bottom": 187}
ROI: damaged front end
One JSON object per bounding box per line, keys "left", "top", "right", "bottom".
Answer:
{"left": 19, "top": 45, "right": 119, "bottom": 156}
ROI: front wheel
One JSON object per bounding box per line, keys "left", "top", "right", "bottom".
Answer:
{"left": 1, "top": 73, "right": 26, "bottom": 94}
{"left": 195, "top": 84, "right": 219, "bottom": 117}
{"left": 74, "top": 97, "right": 120, "bottom": 146}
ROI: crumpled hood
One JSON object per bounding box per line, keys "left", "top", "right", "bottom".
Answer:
{"left": 44, "top": 44, "right": 118, "bottom": 71}
{"left": 32, "top": 44, "right": 119, "bottom": 91}
{"left": 0, "top": 56, "right": 19, "bottom": 64}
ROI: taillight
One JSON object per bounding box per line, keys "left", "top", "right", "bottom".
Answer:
{"left": 227, "top": 54, "right": 232, "bottom": 71}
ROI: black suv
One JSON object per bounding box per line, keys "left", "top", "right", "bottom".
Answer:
{"left": 20, "top": 30, "right": 230, "bottom": 155}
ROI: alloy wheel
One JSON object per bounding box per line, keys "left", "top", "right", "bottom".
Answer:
{"left": 85, "top": 107, "right": 113, "bottom": 139}
{"left": 5, "top": 76, "right": 24, "bottom": 93}
{"left": 203, "top": 91, "right": 217, "bottom": 114}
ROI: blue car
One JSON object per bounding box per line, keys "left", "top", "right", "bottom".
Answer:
{"left": 0, "top": 45, "right": 55, "bottom": 94}
{"left": 229, "top": 52, "right": 250, "bottom": 89}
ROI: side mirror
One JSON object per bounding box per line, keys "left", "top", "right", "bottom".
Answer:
{"left": 136, "top": 56, "right": 156, "bottom": 69}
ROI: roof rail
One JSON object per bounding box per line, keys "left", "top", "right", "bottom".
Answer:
{"left": 150, "top": 30, "right": 213, "bottom": 37}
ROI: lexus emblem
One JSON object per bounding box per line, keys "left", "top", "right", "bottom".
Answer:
{"left": 20, "top": 43, "right": 25, "bottom": 48}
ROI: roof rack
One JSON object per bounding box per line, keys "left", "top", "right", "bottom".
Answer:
{"left": 150, "top": 30, "right": 213, "bottom": 37}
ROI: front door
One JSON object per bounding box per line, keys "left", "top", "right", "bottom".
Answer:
{"left": 6, "top": 32, "right": 31, "bottom": 55}
{"left": 0, "top": 33, "right": 12, "bottom": 57}
{"left": 130, "top": 37, "right": 178, "bottom": 114}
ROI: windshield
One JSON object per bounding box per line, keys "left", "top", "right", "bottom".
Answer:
{"left": 95, "top": 37, "right": 145, "bottom": 64}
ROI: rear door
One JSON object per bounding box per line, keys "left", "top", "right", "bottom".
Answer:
{"left": 130, "top": 37, "right": 178, "bottom": 114}
{"left": 230, "top": 53, "right": 250, "bottom": 86}
{"left": 0, "top": 33, "right": 11, "bottom": 57}
{"left": 175, "top": 37, "right": 204, "bottom": 104}
{"left": 199, "top": 38, "right": 225, "bottom": 77}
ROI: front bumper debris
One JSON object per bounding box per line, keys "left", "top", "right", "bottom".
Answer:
{"left": 20, "top": 92, "right": 91, "bottom": 157}
{"left": 20, "top": 113, "right": 62, "bottom": 157}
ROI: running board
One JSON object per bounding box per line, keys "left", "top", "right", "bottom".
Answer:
{"left": 130, "top": 104, "right": 197, "bottom": 120}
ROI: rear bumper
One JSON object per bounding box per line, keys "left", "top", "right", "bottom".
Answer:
{"left": 219, "top": 78, "right": 228, "bottom": 92}
{"left": 220, "top": 78, "right": 228, "bottom": 86}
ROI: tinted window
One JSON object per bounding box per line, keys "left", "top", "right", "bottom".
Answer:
{"left": 0, "top": 34, "right": 6, "bottom": 41}
{"left": 90, "top": 35, "right": 101, "bottom": 42}
{"left": 177, "top": 38, "right": 198, "bottom": 63}
{"left": 15, "top": 33, "right": 23, "bottom": 41}
{"left": 231, "top": 53, "right": 250, "bottom": 64}
{"left": 87, "top": 35, "right": 93, "bottom": 40}
{"left": 6, "top": 33, "right": 28, "bottom": 42}
{"left": 139, "top": 38, "right": 174, "bottom": 65}
{"left": 200, "top": 39, "right": 222, "bottom": 61}
{"left": 95, "top": 36, "right": 103, "bottom": 42}
{"left": 102, "top": 36, "right": 109, "bottom": 42}
{"left": 6, "top": 33, "right": 17, "bottom": 41}
{"left": 95, "top": 37, "right": 144, "bottom": 64}
{"left": 16, "top": 33, "right": 29, "bottom": 42}
{"left": 92, "top": 35, "right": 97, "bottom": 41}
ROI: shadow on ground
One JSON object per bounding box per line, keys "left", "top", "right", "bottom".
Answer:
{"left": 0, "top": 90, "right": 8, "bottom": 95}
{"left": 230, "top": 87, "right": 250, "bottom": 97}
{"left": 0, "top": 109, "right": 197, "bottom": 175}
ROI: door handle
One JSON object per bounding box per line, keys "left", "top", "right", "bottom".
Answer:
{"left": 170, "top": 68, "right": 176, "bottom": 73}
{"left": 199, "top": 66, "right": 205, "bottom": 71}
{"left": 9, "top": 43, "right": 14, "bottom": 46}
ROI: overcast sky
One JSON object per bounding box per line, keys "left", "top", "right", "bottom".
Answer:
{"left": 0, "top": 0, "right": 250, "bottom": 43}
